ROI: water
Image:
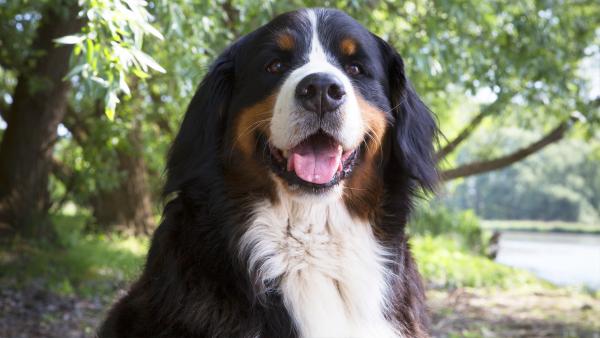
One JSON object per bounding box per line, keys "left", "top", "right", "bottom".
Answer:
{"left": 495, "top": 231, "right": 600, "bottom": 289}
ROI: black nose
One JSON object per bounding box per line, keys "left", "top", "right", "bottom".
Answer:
{"left": 295, "top": 73, "right": 346, "bottom": 114}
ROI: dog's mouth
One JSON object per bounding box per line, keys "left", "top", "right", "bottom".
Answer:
{"left": 262, "top": 132, "right": 358, "bottom": 192}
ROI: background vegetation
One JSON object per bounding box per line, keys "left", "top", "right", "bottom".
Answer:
{"left": 0, "top": 0, "right": 599, "bottom": 337}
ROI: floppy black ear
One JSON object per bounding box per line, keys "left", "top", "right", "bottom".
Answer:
{"left": 164, "top": 46, "right": 236, "bottom": 196}
{"left": 381, "top": 40, "right": 438, "bottom": 192}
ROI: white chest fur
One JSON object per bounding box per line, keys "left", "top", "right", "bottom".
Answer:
{"left": 239, "top": 189, "right": 400, "bottom": 338}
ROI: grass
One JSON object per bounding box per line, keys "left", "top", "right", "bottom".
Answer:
{"left": 0, "top": 215, "right": 148, "bottom": 297}
{"left": 0, "top": 215, "right": 591, "bottom": 298}
{"left": 411, "top": 235, "right": 549, "bottom": 289}
{"left": 2, "top": 224, "right": 544, "bottom": 298}
{"left": 482, "top": 219, "right": 600, "bottom": 234}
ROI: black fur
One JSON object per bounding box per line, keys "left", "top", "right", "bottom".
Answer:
{"left": 375, "top": 34, "right": 438, "bottom": 193}
{"left": 376, "top": 36, "right": 437, "bottom": 335}
{"left": 99, "top": 8, "right": 437, "bottom": 338}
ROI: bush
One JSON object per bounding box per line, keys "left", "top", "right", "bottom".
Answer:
{"left": 412, "top": 235, "right": 545, "bottom": 289}
{"left": 409, "top": 204, "right": 487, "bottom": 254}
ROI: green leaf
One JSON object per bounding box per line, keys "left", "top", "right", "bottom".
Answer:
{"left": 64, "top": 64, "right": 87, "bottom": 79}
{"left": 131, "top": 49, "right": 166, "bottom": 73}
{"left": 105, "top": 91, "right": 120, "bottom": 121}
{"left": 105, "top": 106, "right": 115, "bottom": 121}
{"left": 142, "top": 23, "right": 165, "bottom": 41}
{"left": 132, "top": 68, "right": 150, "bottom": 79}
{"left": 119, "top": 71, "right": 131, "bottom": 96}
{"left": 54, "top": 35, "right": 85, "bottom": 45}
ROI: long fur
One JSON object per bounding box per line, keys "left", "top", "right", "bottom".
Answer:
{"left": 239, "top": 182, "right": 399, "bottom": 337}
{"left": 99, "top": 8, "right": 437, "bottom": 338}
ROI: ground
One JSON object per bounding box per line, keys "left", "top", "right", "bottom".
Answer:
{"left": 2, "top": 224, "right": 598, "bottom": 338}
{"left": 1, "top": 280, "right": 599, "bottom": 338}
{"left": 429, "top": 287, "right": 600, "bottom": 338}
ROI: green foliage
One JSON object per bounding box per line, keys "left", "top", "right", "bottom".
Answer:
{"left": 0, "top": 0, "right": 47, "bottom": 72}
{"left": 47, "top": 0, "right": 600, "bottom": 126}
{"left": 57, "top": 0, "right": 165, "bottom": 120}
{"left": 1, "top": 0, "right": 598, "bottom": 239}
{"left": 0, "top": 215, "right": 148, "bottom": 296}
{"left": 410, "top": 204, "right": 487, "bottom": 254}
{"left": 62, "top": 0, "right": 598, "bottom": 224}
{"left": 445, "top": 129, "right": 600, "bottom": 223}
{"left": 412, "top": 235, "right": 545, "bottom": 289}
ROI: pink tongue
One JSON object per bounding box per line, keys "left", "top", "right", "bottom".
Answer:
{"left": 288, "top": 135, "right": 342, "bottom": 184}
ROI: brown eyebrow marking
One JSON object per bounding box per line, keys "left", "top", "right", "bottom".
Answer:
{"left": 276, "top": 32, "right": 295, "bottom": 50}
{"left": 340, "top": 38, "right": 357, "bottom": 55}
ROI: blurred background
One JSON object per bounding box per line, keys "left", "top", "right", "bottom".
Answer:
{"left": 0, "top": 0, "right": 599, "bottom": 337}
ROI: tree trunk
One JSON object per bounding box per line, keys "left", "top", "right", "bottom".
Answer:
{"left": 60, "top": 105, "right": 156, "bottom": 235}
{"left": 0, "top": 1, "right": 84, "bottom": 238}
{"left": 90, "top": 120, "right": 155, "bottom": 235}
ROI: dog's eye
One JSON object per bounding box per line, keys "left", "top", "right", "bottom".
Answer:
{"left": 266, "top": 59, "right": 288, "bottom": 74}
{"left": 344, "top": 63, "right": 362, "bottom": 76}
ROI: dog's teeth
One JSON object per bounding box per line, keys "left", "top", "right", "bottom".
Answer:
{"left": 282, "top": 150, "right": 289, "bottom": 158}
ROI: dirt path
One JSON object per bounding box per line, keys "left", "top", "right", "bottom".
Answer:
{"left": 1, "top": 283, "right": 599, "bottom": 337}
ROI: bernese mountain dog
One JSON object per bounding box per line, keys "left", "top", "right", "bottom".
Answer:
{"left": 99, "top": 8, "right": 437, "bottom": 338}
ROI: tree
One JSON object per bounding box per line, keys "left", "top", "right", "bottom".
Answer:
{"left": 60, "top": 98, "right": 155, "bottom": 235}
{"left": 0, "top": 0, "right": 84, "bottom": 237}
{"left": 0, "top": 0, "right": 164, "bottom": 237}
{"left": 1, "top": 0, "right": 598, "bottom": 238}
{"left": 363, "top": 1, "right": 600, "bottom": 181}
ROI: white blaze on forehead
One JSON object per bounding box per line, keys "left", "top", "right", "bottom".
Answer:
{"left": 306, "top": 9, "right": 330, "bottom": 70}
{"left": 270, "top": 9, "right": 365, "bottom": 151}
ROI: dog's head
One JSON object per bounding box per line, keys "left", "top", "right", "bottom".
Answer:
{"left": 166, "top": 8, "right": 437, "bottom": 212}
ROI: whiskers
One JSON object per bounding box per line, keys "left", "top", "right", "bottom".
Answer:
{"left": 228, "top": 109, "right": 273, "bottom": 161}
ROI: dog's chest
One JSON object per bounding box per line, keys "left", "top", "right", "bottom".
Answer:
{"left": 240, "top": 196, "right": 400, "bottom": 337}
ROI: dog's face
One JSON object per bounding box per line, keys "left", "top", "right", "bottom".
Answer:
{"left": 230, "top": 9, "right": 391, "bottom": 197}
{"left": 167, "top": 9, "right": 437, "bottom": 210}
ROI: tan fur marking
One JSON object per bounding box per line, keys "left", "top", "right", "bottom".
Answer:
{"left": 358, "top": 97, "right": 387, "bottom": 154}
{"left": 226, "top": 95, "right": 278, "bottom": 203}
{"left": 277, "top": 33, "right": 295, "bottom": 50}
{"left": 343, "top": 96, "right": 388, "bottom": 221}
{"left": 233, "top": 95, "right": 276, "bottom": 159}
{"left": 340, "top": 38, "right": 358, "bottom": 55}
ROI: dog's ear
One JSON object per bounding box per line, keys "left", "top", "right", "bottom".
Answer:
{"left": 164, "top": 45, "right": 237, "bottom": 196}
{"left": 379, "top": 38, "right": 438, "bottom": 192}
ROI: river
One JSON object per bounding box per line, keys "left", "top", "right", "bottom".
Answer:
{"left": 495, "top": 231, "right": 600, "bottom": 290}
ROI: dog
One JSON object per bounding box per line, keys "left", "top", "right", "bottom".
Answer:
{"left": 99, "top": 8, "right": 437, "bottom": 338}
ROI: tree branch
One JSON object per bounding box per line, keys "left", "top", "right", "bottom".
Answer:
{"left": 49, "top": 157, "right": 77, "bottom": 212}
{"left": 0, "top": 99, "right": 9, "bottom": 125}
{"left": 221, "top": 0, "right": 240, "bottom": 38}
{"left": 436, "top": 109, "right": 489, "bottom": 161}
{"left": 148, "top": 88, "right": 172, "bottom": 134}
{"left": 0, "top": 55, "right": 18, "bottom": 72}
{"left": 436, "top": 94, "right": 510, "bottom": 161}
{"left": 441, "top": 118, "right": 574, "bottom": 181}
{"left": 62, "top": 105, "right": 89, "bottom": 144}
